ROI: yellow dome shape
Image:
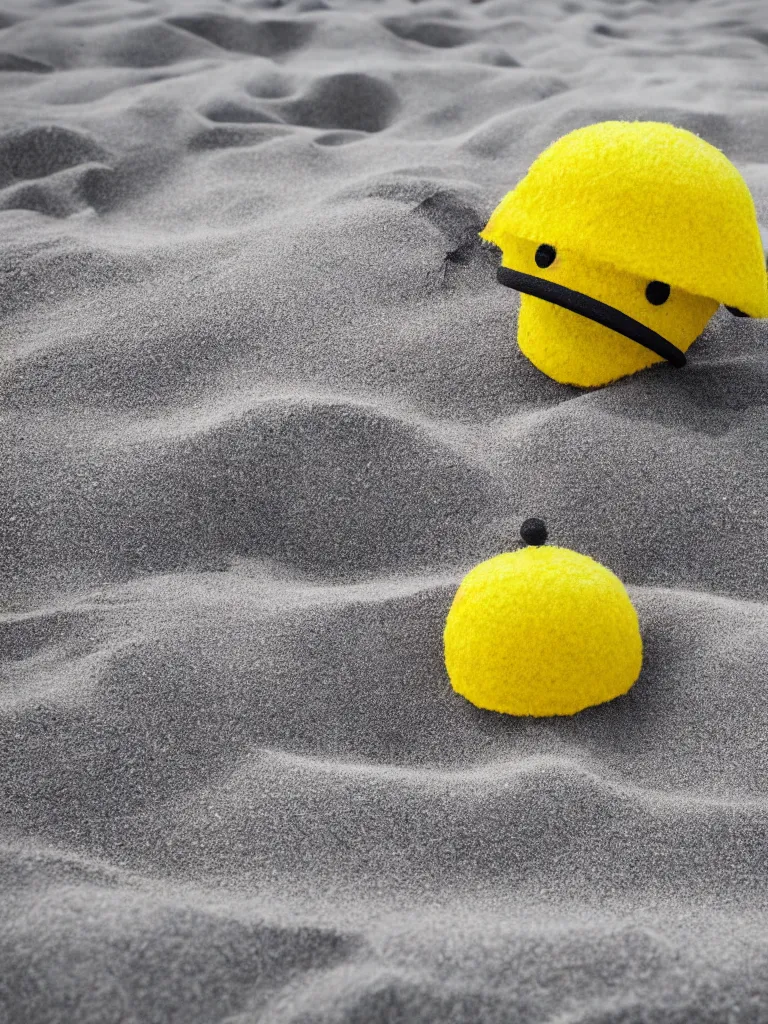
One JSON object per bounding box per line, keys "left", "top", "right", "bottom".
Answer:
{"left": 444, "top": 520, "right": 642, "bottom": 716}
{"left": 481, "top": 121, "right": 768, "bottom": 387}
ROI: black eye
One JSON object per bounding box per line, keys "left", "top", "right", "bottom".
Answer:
{"left": 535, "top": 244, "right": 556, "bottom": 269}
{"left": 645, "top": 281, "right": 670, "bottom": 305}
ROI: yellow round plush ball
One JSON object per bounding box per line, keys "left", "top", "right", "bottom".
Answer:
{"left": 444, "top": 546, "right": 643, "bottom": 716}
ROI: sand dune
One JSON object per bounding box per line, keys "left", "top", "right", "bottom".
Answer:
{"left": 4, "top": 0, "right": 768, "bottom": 1020}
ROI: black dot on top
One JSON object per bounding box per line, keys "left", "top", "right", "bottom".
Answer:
{"left": 520, "top": 517, "right": 548, "bottom": 546}
{"left": 535, "top": 244, "right": 556, "bottom": 269}
{"left": 645, "top": 280, "right": 670, "bottom": 305}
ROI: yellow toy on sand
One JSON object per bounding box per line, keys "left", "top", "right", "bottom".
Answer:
{"left": 482, "top": 121, "right": 768, "bottom": 387}
{"left": 444, "top": 519, "right": 642, "bottom": 717}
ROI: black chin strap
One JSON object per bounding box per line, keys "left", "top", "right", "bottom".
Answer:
{"left": 497, "top": 266, "right": 687, "bottom": 369}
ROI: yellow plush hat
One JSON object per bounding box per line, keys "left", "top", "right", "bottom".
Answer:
{"left": 444, "top": 519, "right": 642, "bottom": 716}
{"left": 481, "top": 121, "right": 768, "bottom": 387}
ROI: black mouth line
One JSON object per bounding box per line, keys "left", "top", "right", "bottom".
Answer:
{"left": 497, "top": 266, "right": 687, "bottom": 369}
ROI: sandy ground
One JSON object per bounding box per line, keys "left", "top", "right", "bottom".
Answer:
{"left": 4, "top": 0, "right": 768, "bottom": 1021}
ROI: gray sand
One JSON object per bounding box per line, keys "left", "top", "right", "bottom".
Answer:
{"left": 3, "top": 0, "right": 768, "bottom": 1020}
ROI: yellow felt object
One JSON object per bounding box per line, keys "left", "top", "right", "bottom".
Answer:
{"left": 443, "top": 545, "right": 642, "bottom": 717}
{"left": 482, "top": 120, "right": 768, "bottom": 317}
{"left": 507, "top": 235, "right": 718, "bottom": 387}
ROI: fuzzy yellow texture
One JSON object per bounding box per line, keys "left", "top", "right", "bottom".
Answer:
{"left": 444, "top": 546, "right": 643, "bottom": 717}
{"left": 482, "top": 120, "right": 768, "bottom": 318}
{"left": 508, "top": 236, "right": 718, "bottom": 386}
